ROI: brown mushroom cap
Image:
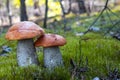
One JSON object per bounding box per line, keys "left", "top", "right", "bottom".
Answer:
{"left": 34, "top": 34, "right": 67, "bottom": 47}
{"left": 5, "top": 21, "right": 45, "bottom": 40}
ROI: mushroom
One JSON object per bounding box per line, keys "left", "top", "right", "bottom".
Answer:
{"left": 34, "top": 34, "right": 66, "bottom": 69}
{"left": 5, "top": 21, "right": 44, "bottom": 66}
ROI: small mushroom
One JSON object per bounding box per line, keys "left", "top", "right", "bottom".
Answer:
{"left": 34, "top": 34, "right": 66, "bottom": 69}
{"left": 5, "top": 21, "right": 44, "bottom": 66}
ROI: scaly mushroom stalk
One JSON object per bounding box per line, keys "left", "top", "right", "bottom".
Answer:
{"left": 17, "top": 39, "right": 39, "bottom": 66}
{"left": 43, "top": 46, "right": 63, "bottom": 68}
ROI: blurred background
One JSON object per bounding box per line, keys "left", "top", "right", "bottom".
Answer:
{"left": 0, "top": 0, "right": 120, "bottom": 28}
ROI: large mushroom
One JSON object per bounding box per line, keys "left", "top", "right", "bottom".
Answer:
{"left": 34, "top": 34, "right": 66, "bottom": 69}
{"left": 5, "top": 21, "right": 44, "bottom": 66}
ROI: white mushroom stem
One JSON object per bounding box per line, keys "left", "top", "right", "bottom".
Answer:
{"left": 43, "top": 46, "right": 64, "bottom": 69}
{"left": 17, "top": 39, "right": 39, "bottom": 66}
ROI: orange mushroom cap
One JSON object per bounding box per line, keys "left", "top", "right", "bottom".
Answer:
{"left": 34, "top": 34, "right": 67, "bottom": 47}
{"left": 5, "top": 21, "right": 45, "bottom": 40}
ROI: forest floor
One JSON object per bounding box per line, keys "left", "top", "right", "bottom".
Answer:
{"left": 0, "top": 6, "right": 120, "bottom": 80}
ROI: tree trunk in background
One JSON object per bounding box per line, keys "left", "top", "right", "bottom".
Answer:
{"left": 59, "top": 0, "right": 68, "bottom": 31}
{"left": 67, "top": 0, "right": 71, "bottom": 14}
{"left": 33, "top": 0, "right": 41, "bottom": 16}
{"left": 33, "top": 0, "right": 39, "bottom": 9}
{"left": 59, "top": 0, "right": 66, "bottom": 29}
{"left": 59, "top": 0, "right": 71, "bottom": 31}
{"left": 60, "top": 0, "right": 71, "bottom": 15}
{"left": 77, "top": 0, "right": 81, "bottom": 14}
{"left": 77, "top": 0, "right": 86, "bottom": 14}
{"left": 6, "top": 0, "right": 12, "bottom": 25}
{"left": 20, "top": 0, "right": 28, "bottom": 21}
{"left": 43, "top": 0, "right": 48, "bottom": 28}
{"left": 85, "top": 0, "right": 91, "bottom": 16}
